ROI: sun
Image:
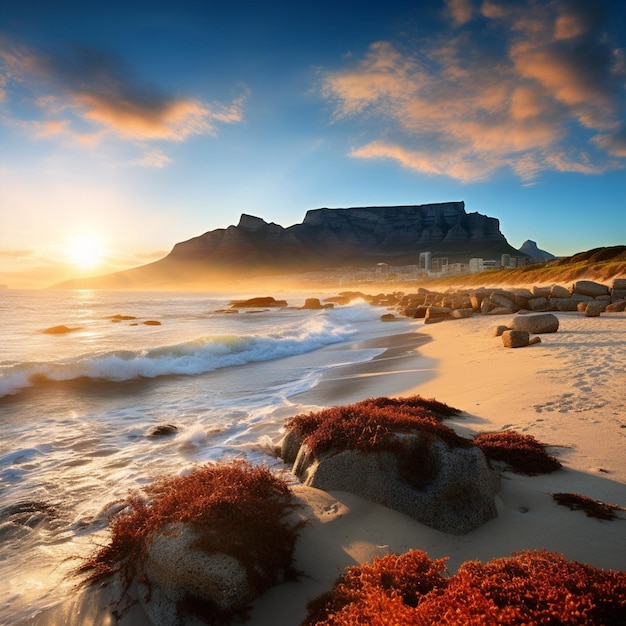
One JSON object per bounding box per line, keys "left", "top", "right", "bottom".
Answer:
{"left": 67, "top": 233, "right": 106, "bottom": 269}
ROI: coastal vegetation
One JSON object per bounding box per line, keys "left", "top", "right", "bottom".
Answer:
{"left": 473, "top": 431, "right": 562, "bottom": 475}
{"left": 302, "top": 549, "right": 626, "bottom": 625}
{"left": 553, "top": 492, "right": 626, "bottom": 521}
{"left": 77, "top": 461, "right": 303, "bottom": 623}
{"left": 283, "top": 395, "right": 466, "bottom": 460}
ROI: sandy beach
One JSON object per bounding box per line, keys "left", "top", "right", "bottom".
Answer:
{"left": 21, "top": 310, "right": 626, "bottom": 625}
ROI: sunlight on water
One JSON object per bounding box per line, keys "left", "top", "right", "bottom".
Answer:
{"left": 0, "top": 290, "right": 419, "bottom": 623}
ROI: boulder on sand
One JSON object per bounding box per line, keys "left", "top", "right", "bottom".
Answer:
{"left": 280, "top": 397, "right": 499, "bottom": 535}
{"left": 509, "top": 313, "right": 559, "bottom": 334}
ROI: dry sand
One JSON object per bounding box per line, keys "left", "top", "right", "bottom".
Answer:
{"left": 22, "top": 311, "right": 626, "bottom": 625}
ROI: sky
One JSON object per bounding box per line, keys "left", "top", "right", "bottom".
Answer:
{"left": 1, "top": 0, "right": 625, "bottom": 287}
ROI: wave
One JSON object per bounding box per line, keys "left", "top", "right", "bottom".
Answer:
{"left": 0, "top": 312, "right": 360, "bottom": 398}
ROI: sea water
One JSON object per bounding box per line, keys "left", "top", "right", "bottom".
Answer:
{"left": 0, "top": 289, "right": 416, "bottom": 623}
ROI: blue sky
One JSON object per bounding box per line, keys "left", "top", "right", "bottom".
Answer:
{"left": 1, "top": 0, "right": 625, "bottom": 287}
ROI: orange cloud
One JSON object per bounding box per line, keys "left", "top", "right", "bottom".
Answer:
{"left": 0, "top": 40, "right": 246, "bottom": 163}
{"left": 445, "top": 0, "right": 474, "bottom": 26}
{"left": 322, "top": 0, "right": 625, "bottom": 182}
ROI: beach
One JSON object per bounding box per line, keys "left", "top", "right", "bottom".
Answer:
{"left": 16, "top": 307, "right": 625, "bottom": 625}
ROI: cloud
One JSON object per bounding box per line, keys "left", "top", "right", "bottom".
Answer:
{"left": 445, "top": 0, "right": 475, "bottom": 26}
{"left": 322, "top": 0, "right": 626, "bottom": 182}
{"left": 0, "top": 41, "right": 246, "bottom": 162}
{"left": 0, "top": 249, "right": 34, "bottom": 258}
{"left": 131, "top": 147, "right": 173, "bottom": 169}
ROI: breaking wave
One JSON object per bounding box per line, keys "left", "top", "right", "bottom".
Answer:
{"left": 0, "top": 314, "right": 359, "bottom": 398}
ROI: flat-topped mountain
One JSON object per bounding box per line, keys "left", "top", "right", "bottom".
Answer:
{"left": 53, "top": 202, "right": 523, "bottom": 289}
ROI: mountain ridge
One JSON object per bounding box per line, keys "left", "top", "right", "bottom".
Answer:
{"left": 52, "top": 202, "right": 525, "bottom": 289}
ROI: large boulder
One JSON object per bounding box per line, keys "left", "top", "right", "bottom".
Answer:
{"left": 584, "top": 301, "right": 605, "bottom": 317}
{"left": 424, "top": 306, "right": 452, "bottom": 324}
{"left": 509, "top": 313, "right": 559, "bottom": 334}
{"left": 144, "top": 523, "right": 250, "bottom": 611}
{"left": 571, "top": 280, "right": 610, "bottom": 298}
{"left": 287, "top": 434, "right": 498, "bottom": 535}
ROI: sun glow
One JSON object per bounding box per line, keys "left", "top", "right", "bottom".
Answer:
{"left": 67, "top": 233, "right": 106, "bottom": 269}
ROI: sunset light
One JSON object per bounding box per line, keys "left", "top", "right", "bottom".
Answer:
{"left": 66, "top": 233, "right": 105, "bottom": 270}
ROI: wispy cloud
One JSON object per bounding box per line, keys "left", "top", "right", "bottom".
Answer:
{"left": 0, "top": 41, "right": 246, "bottom": 166}
{"left": 322, "top": 0, "right": 625, "bottom": 182}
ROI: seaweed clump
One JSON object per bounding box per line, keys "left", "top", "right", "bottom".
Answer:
{"left": 553, "top": 492, "right": 625, "bottom": 521}
{"left": 473, "top": 430, "right": 562, "bottom": 475}
{"left": 283, "top": 395, "right": 468, "bottom": 457}
{"left": 303, "top": 549, "right": 626, "bottom": 625}
{"left": 77, "top": 460, "right": 303, "bottom": 623}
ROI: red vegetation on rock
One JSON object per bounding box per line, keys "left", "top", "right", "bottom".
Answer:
{"left": 77, "top": 461, "right": 303, "bottom": 619}
{"left": 553, "top": 492, "right": 625, "bottom": 521}
{"left": 473, "top": 430, "right": 562, "bottom": 475}
{"left": 302, "top": 549, "right": 626, "bottom": 625}
{"left": 284, "top": 395, "right": 468, "bottom": 457}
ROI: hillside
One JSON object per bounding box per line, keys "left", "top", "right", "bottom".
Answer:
{"left": 426, "top": 246, "right": 626, "bottom": 289}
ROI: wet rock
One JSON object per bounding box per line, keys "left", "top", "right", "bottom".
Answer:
{"left": 230, "top": 297, "right": 288, "bottom": 308}
{"left": 380, "top": 313, "right": 400, "bottom": 321}
{"left": 42, "top": 324, "right": 79, "bottom": 334}
{"left": 147, "top": 423, "right": 179, "bottom": 437}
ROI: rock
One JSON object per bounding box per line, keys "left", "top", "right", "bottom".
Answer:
{"left": 527, "top": 297, "right": 549, "bottom": 311}
{"left": 571, "top": 280, "right": 610, "bottom": 298}
{"left": 291, "top": 436, "right": 498, "bottom": 535}
{"left": 577, "top": 302, "right": 588, "bottom": 312}
{"left": 143, "top": 523, "right": 250, "bottom": 611}
{"left": 529, "top": 336, "right": 542, "bottom": 345}
{"left": 509, "top": 313, "right": 559, "bottom": 334}
{"left": 549, "top": 284, "right": 571, "bottom": 299}
{"left": 450, "top": 308, "right": 473, "bottom": 319}
{"left": 300, "top": 298, "right": 322, "bottom": 309}
{"left": 109, "top": 314, "right": 137, "bottom": 321}
{"left": 424, "top": 306, "right": 451, "bottom": 324}
{"left": 147, "top": 423, "right": 178, "bottom": 437}
{"left": 552, "top": 298, "right": 578, "bottom": 312}
{"left": 490, "top": 291, "right": 516, "bottom": 311}
{"left": 613, "top": 278, "right": 626, "bottom": 291}
{"left": 380, "top": 313, "right": 400, "bottom": 322}
{"left": 230, "top": 297, "right": 288, "bottom": 308}
{"left": 502, "top": 330, "right": 530, "bottom": 348}
{"left": 532, "top": 286, "right": 551, "bottom": 299}
{"left": 486, "top": 306, "right": 513, "bottom": 315}
{"left": 584, "top": 301, "right": 604, "bottom": 317}
{"left": 493, "top": 325, "right": 509, "bottom": 337}
{"left": 42, "top": 324, "right": 79, "bottom": 334}
{"left": 606, "top": 300, "right": 626, "bottom": 312}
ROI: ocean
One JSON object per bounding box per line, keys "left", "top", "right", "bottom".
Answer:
{"left": 0, "top": 289, "right": 417, "bottom": 624}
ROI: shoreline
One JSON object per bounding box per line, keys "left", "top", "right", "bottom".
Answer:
{"left": 20, "top": 311, "right": 626, "bottom": 625}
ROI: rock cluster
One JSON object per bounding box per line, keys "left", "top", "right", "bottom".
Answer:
{"left": 397, "top": 278, "right": 626, "bottom": 322}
